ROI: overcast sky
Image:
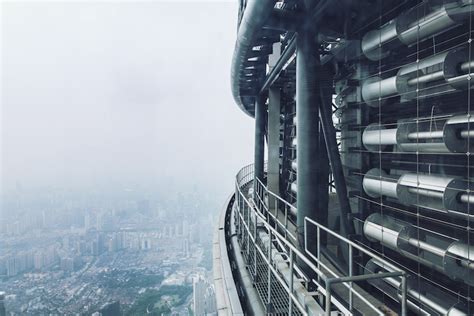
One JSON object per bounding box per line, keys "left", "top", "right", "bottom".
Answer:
{"left": 1, "top": 1, "right": 254, "bottom": 198}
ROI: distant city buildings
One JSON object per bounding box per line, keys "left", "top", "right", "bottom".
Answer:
{"left": 193, "top": 277, "right": 216, "bottom": 316}
{"left": 98, "top": 301, "right": 121, "bottom": 316}
{"left": 183, "top": 238, "right": 190, "bottom": 258}
{"left": 0, "top": 189, "right": 217, "bottom": 314}
{"left": 0, "top": 291, "right": 6, "bottom": 316}
{"left": 204, "top": 285, "right": 217, "bottom": 315}
{"left": 193, "top": 277, "right": 206, "bottom": 316}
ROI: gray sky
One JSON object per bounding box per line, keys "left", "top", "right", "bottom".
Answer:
{"left": 1, "top": 1, "right": 254, "bottom": 197}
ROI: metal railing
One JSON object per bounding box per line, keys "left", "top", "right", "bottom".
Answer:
{"left": 234, "top": 163, "right": 408, "bottom": 316}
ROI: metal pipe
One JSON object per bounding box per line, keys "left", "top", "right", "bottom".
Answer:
{"left": 260, "top": 34, "right": 297, "bottom": 93}
{"left": 365, "top": 213, "right": 474, "bottom": 285}
{"left": 231, "top": 0, "right": 277, "bottom": 116}
{"left": 361, "top": 76, "right": 398, "bottom": 103}
{"left": 363, "top": 114, "right": 474, "bottom": 153}
{"left": 407, "top": 60, "right": 474, "bottom": 86}
{"left": 368, "top": 259, "right": 466, "bottom": 315}
{"left": 407, "top": 187, "right": 444, "bottom": 199}
{"left": 406, "top": 238, "right": 445, "bottom": 257}
{"left": 362, "top": 49, "right": 467, "bottom": 106}
{"left": 291, "top": 160, "right": 297, "bottom": 171}
{"left": 362, "top": 169, "right": 399, "bottom": 199}
{"left": 361, "top": 2, "right": 472, "bottom": 61}
{"left": 406, "top": 130, "right": 444, "bottom": 140}
{"left": 460, "top": 130, "right": 474, "bottom": 138}
{"left": 460, "top": 60, "right": 474, "bottom": 73}
{"left": 407, "top": 70, "right": 445, "bottom": 86}
{"left": 290, "top": 181, "right": 297, "bottom": 194}
{"left": 362, "top": 127, "right": 397, "bottom": 146}
{"left": 460, "top": 193, "right": 474, "bottom": 204}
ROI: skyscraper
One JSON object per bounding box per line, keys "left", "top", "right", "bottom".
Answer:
{"left": 0, "top": 291, "right": 6, "bottom": 316}
{"left": 192, "top": 277, "right": 206, "bottom": 316}
{"left": 214, "top": 1, "right": 474, "bottom": 315}
{"left": 204, "top": 285, "right": 216, "bottom": 315}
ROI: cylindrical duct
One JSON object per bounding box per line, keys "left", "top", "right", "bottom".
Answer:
{"left": 362, "top": 114, "right": 474, "bottom": 153}
{"left": 362, "top": 124, "right": 397, "bottom": 152}
{"left": 291, "top": 138, "right": 297, "bottom": 147}
{"left": 362, "top": 168, "right": 399, "bottom": 199}
{"left": 365, "top": 259, "right": 467, "bottom": 315}
{"left": 291, "top": 160, "right": 297, "bottom": 171}
{"left": 362, "top": 169, "right": 473, "bottom": 215}
{"left": 361, "top": 1, "right": 473, "bottom": 61}
{"left": 290, "top": 181, "right": 297, "bottom": 194}
{"left": 361, "top": 48, "right": 468, "bottom": 106}
{"left": 364, "top": 213, "right": 474, "bottom": 286}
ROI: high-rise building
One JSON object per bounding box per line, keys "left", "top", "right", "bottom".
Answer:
{"left": 60, "top": 257, "right": 74, "bottom": 272}
{"left": 34, "top": 252, "right": 44, "bottom": 270}
{"left": 182, "top": 238, "right": 190, "bottom": 257}
{"left": 192, "top": 277, "right": 206, "bottom": 316}
{"left": 0, "top": 291, "right": 6, "bottom": 316}
{"left": 214, "top": 1, "right": 474, "bottom": 315}
{"left": 204, "top": 285, "right": 216, "bottom": 315}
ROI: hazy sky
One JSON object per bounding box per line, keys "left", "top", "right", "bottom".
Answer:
{"left": 1, "top": 1, "right": 254, "bottom": 198}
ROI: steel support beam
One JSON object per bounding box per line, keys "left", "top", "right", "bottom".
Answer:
{"left": 318, "top": 66, "right": 355, "bottom": 238}
{"left": 267, "top": 88, "right": 281, "bottom": 214}
{"left": 296, "top": 29, "right": 329, "bottom": 278}
{"left": 260, "top": 34, "right": 297, "bottom": 93}
{"left": 254, "top": 97, "right": 266, "bottom": 189}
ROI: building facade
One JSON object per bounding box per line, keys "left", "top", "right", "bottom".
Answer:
{"left": 214, "top": 0, "right": 474, "bottom": 315}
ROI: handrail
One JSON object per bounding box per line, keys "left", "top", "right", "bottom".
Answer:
{"left": 234, "top": 163, "right": 408, "bottom": 315}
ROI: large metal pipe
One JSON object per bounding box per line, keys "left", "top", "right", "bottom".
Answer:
{"left": 231, "top": 0, "right": 277, "bottom": 116}
{"left": 362, "top": 169, "right": 399, "bottom": 199}
{"left": 365, "top": 259, "right": 467, "bottom": 315}
{"left": 363, "top": 168, "right": 473, "bottom": 216}
{"left": 361, "top": 1, "right": 473, "bottom": 61}
{"left": 362, "top": 127, "right": 398, "bottom": 146}
{"left": 361, "top": 48, "right": 469, "bottom": 106}
{"left": 364, "top": 213, "right": 474, "bottom": 287}
{"left": 362, "top": 114, "right": 474, "bottom": 153}
{"left": 291, "top": 160, "right": 297, "bottom": 171}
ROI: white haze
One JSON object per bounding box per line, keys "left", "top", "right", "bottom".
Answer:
{"left": 1, "top": 1, "right": 254, "bottom": 200}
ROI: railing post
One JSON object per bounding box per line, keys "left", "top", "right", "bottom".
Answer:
{"left": 401, "top": 273, "right": 407, "bottom": 316}
{"left": 325, "top": 280, "right": 332, "bottom": 316}
{"left": 317, "top": 225, "right": 321, "bottom": 284}
{"left": 254, "top": 211, "right": 258, "bottom": 281}
{"left": 267, "top": 230, "right": 273, "bottom": 312}
{"left": 246, "top": 202, "right": 250, "bottom": 260}
{"left": 349, "top": 245, "right": 353, "bottom": 311}
{"left": 289, "top": 248, "right": 294, "bottom": 315}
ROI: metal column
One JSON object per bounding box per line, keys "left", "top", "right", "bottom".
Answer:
{"left": 267, "top": 88, "right": 281, "bottom": 214}
{"left": 254, "top": 97, "right": 266, "bottom": 189}
{"left": 296, "top": 29, "right": 329, "bottom": 275}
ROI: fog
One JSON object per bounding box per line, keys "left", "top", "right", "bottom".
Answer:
{"left": 1, "top": 1, "right": 254, "bottom": 201}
